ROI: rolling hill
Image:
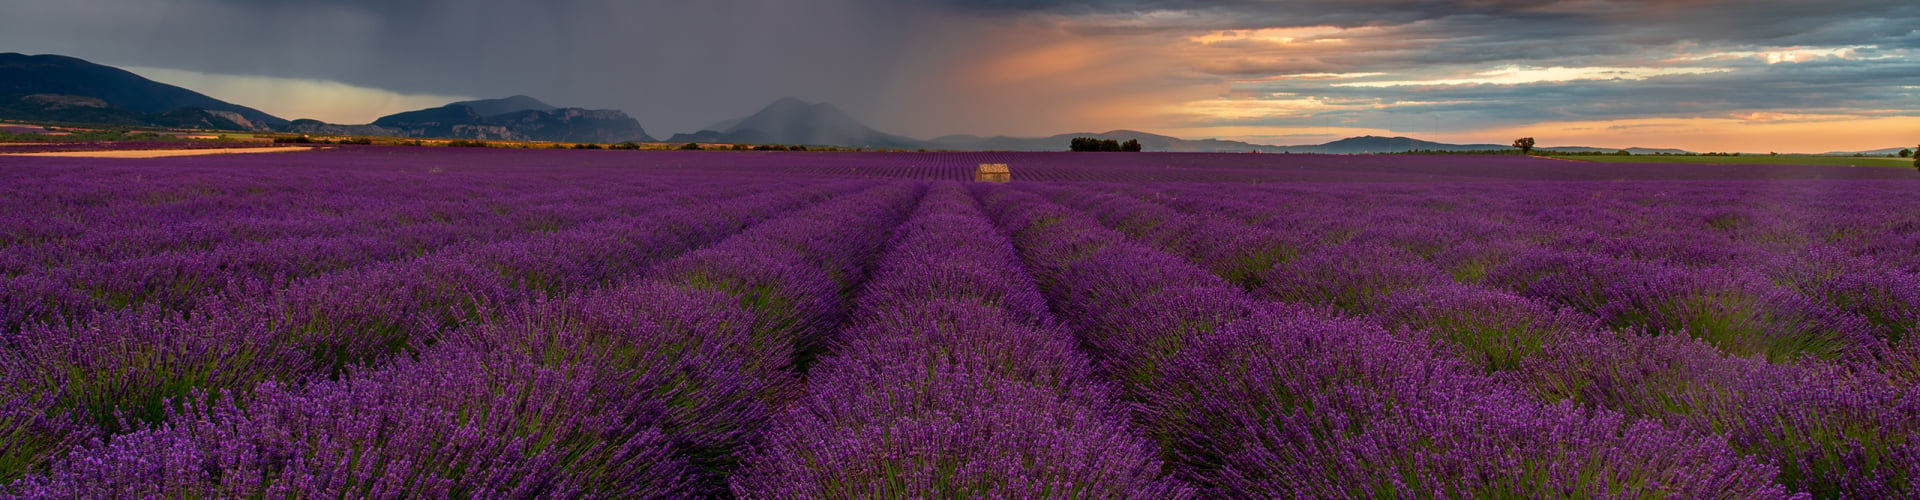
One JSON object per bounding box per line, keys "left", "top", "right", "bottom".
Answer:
{"left": 342, "top": 96, "right": 655, "bottom": 143}
{"left": 0, "top": 52, "right": 287, "bottom": 130}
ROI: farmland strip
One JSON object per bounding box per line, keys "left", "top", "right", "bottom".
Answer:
{"left": 973, "top": 184, "right": 1787, "bottom": 497}
{"left": 731, "top": 182, "right": 1187, "bottom": 498}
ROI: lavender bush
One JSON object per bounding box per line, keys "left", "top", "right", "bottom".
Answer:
{"left": 5, "top": 148, "right": 1917, "bottom": 497}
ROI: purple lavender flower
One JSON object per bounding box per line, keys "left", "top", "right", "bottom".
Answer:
{"left": 1151, "top": 306, "right": 1793, "bottom": 498}
{"left": 1374, "top": 283, "right": 1604, "bottom": 372}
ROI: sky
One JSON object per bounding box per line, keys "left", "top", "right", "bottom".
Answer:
{"left": 3, "top": 0, "right": 1916, "bottom": 152}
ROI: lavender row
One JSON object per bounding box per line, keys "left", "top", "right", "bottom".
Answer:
{"left": 0, "top": 162, "right": 645, "bottom": 274}
{"left": 973, "top": 184, "right": 1791, "bottom": 497}
{"left": 1071, "top": 181, "right": 1912, "bottom": 359}
{"left": 4, "top": 182, "right": 924, "bottom": 496}
{"left": 0, "top": 174, "right": 710, "bottom": 332}
{"left": 732, "top": 183, "right": 1186, "bottom": 498}
{"left": 1357, "top": 279, "right": 1916, "bottom": 496}
{"left": 0, "top": 181, "right": 863, "bottom": 486}
{"left": 407, "top": 181, "right": 927, "bottom": 495}
{"left": 1043, "top": 181, "right": 1919, "bottom": 496}
{"left": 598, "top": 181, "right": 924, "bottom": 492}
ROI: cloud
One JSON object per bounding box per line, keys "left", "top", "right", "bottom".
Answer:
{"left": 1333, "top": 66, "right": 1733, "bottom": 87}
{"left": 0, "top": 0, "right": 1915, "bottom": 150}
{"left": 0, "top": 0, "right": 945, "bottom": 134}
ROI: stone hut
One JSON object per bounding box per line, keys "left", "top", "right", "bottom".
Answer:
{"left": 975, "top": 163, "right": 1011, "bottom": 183}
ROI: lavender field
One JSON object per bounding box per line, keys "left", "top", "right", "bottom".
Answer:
{"left": 2, "top": 147, "right": 1917, "bottom": 498}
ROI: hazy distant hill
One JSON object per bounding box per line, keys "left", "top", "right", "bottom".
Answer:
{"left": 669, "top": 106, "right": 1700, "bottom": 154}
{"left": 0, "top": 52, "right": 286, "bottom": 130}
{"left": 360, "top": 97, "right": 654, "bottom": 143}
{"left": 1538, "top": 146, "right": 1694, "bottom": 155}
{"left": 1272, "top": 136, "right": 1501, "bottom": 153}
{"left": 926, "top": 130, "right": 1285, "bottom": 152}
{"left": 668, "top": 97, "right": 922, "bottom": 148}
{"left": 1818, "top": 147, "right": 1913, "bottom": 156}
{"left": 918, "top": 132, "right": 1688, "bottom": 155}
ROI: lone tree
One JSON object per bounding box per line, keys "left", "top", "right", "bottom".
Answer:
{"left": 1513, "top": 137, "right": 1536, "bottom": 155}
{"left": 1900, "top": 148, "right": 1912, "bottom": 158}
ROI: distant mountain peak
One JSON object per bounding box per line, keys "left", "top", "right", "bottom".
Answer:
{"left": 668, "top": 97, "right": 917, "bottom": 148}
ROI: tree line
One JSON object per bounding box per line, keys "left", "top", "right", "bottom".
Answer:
{"left": 1070, "top": 137, "right": 1143, "bottom": 152}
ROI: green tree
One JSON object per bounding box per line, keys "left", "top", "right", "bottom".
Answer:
{"left": 1512, "top": 137, "right": 1536, "bottom": 155}
{"left": 1122, "top": 139, "right": 1143, "bottom": 152}
{"left": 1900, "top": 148, "right": 1912, "bottom": 158}
{"left": 1070, "top": 137, "right": 1125, "bottom": 152}
{"left": 679, "top": 142, "right": 702, "bottom": 150}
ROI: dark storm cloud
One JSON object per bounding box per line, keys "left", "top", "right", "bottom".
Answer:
{"left": 0, "top": 0, "right": 944, "bottom": 133}
{"left": 0, "top": 0, "right": 1914, "bottom": 138}
{"left": 951, "top": 0, "right": 1920, "bottom": 73}
{"left": 1204, "top": 54, "right": 1920, "bottom": 131}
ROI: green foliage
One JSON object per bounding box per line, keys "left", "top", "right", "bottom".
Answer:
{"left": 1069, "top": 137, "right": 1140, "bottom": 152}
{"left": 1900, "top": 148, "right": 1912, "bottom": 158}
{"left": 610, "top": 142, "right": 642, "bottom": 150}
{"left": 680, "top": 142, "right": 703, "bottom": 150}
{"left": 1512, "top": 137, "right": 1536, "bottom": 155}
{"left": 0, "top": 128, "right": 178, "bottom": 143}
{"left": 571, "top": 143, "right": 604, "bottom": 150}
{"left": 446, "top": 139, "right": 490, "bottom": 148}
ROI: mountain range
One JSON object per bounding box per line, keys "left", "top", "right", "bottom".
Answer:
{"left": 12, "top": 51, "right": 1898, "bottom": 155}
{"left": 280, "top": 95, "right": 650, "bottom": 143}
{"left": 0, "top": 53, "right": 286, "bottom": 131}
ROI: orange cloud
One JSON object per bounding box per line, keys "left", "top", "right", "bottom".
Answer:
{"left": 1429, "top": 115, "right": 1920, "bottom": 153}
{"left": 872, "top": 17, "right": 1223, "bottom": 138}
